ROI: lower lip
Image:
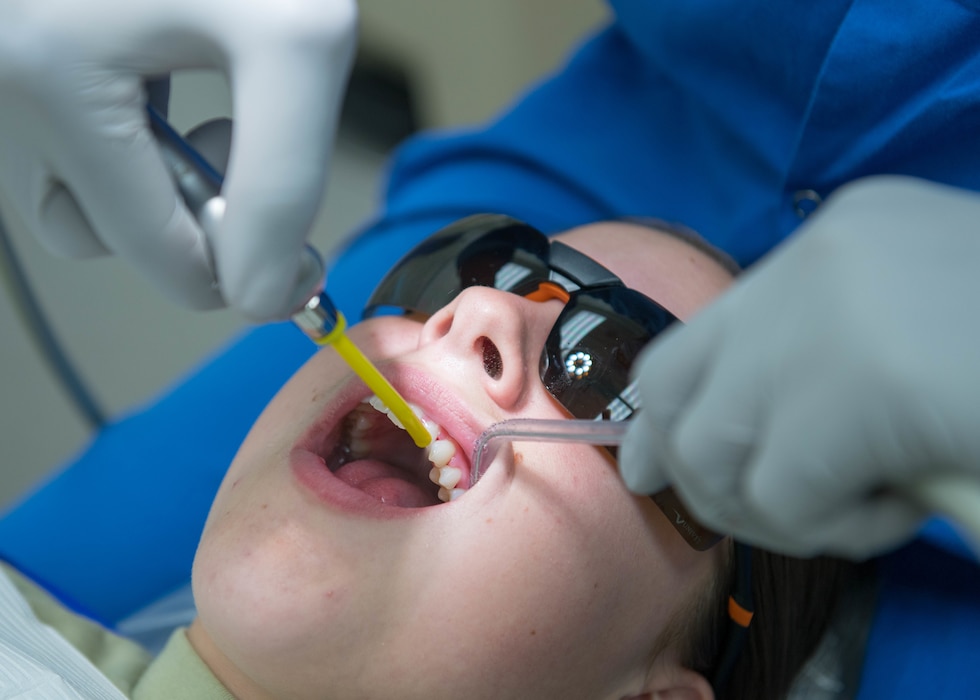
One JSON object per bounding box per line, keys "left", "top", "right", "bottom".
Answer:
{"left": 290, "top": 448, "right": 427, "bottom": 520}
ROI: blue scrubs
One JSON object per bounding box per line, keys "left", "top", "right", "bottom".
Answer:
{"left": 2, "top": 1, "right": 978, "bottom": 694}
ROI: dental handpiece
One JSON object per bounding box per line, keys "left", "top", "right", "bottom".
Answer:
{"left": 147, "top": 106, "right": 431, "bottom": 448}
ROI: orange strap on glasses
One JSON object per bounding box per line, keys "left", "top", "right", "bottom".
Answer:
{"left": 525, "top": 281, "right": 571, "bottom": 303}
{"left": 728, "top": 596, "right": 754, "bottom": 628}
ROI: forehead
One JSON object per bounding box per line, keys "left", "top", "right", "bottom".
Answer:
{"left": 554, "top": 222, "right": 734, "bottom": 320}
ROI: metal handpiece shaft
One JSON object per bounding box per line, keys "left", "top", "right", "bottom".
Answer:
{"left": 147, "top": 106, "right": 224, "bottom": 215}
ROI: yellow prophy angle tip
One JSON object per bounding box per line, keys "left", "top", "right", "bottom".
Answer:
{"left": 148, "top": 105, "right": 429, "bottom": 448}
{"left": 313, "top": 312, "right": 432, "bottom": 449}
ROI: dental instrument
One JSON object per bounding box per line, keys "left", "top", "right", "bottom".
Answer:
{"left": 471, "top": 418, "right": 629, "bottom": 484}
{"left": 147, "top": 106, "right": 431, "bottom": 448}
{"left": 471, "top": 417, "right": 722, "bottom": 550}
{"left": 472, "top": 417, "right": 980, "bottom": 554}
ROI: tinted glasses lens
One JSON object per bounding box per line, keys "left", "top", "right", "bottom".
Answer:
{"left": 365, "top": 214, "right": 550, "bottom": 317}
{"left": 541, "top": 286, "right": 676, "bottom": 420}
{"left": 367, "top": 214, "right": 678, "bottom": 420}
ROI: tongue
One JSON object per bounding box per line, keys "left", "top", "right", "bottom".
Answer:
{"left": 334, "top": 459, "right": 439, "bottom": 508}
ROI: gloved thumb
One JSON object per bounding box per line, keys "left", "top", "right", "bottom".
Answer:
{"left": 216, "top": 31, "right": 355, "bottom": 320}
{"left": 180, "top": 117, "right": 323, "bottom": 316}
{"left": 619, "top": 416, "right": 670, "bottom": 494}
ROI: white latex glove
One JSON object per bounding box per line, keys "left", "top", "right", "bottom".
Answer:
{"left": 0, "top": 0, "right": 356, "bottom": 319}
{"left": 620, "top": 176, "right": 980, "bottom": 559}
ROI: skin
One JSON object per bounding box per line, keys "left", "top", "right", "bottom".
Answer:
{"left": 188, "top": 222, "right": 734, "bottom": 699}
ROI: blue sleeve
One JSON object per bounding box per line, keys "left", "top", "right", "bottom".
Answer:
{"left": 857, "top": 522, "right": 980, "bottom": 699}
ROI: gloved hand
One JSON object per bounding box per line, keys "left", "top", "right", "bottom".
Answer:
{"left": 620, "top": 176, "right": 980, "bottom": 559}
{"left": 0, "top": 0, "right": 357, "bottom": 319}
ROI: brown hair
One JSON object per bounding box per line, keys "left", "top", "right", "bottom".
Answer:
{"left": 618, "top": 217, "right": 858, "bottom": 696}
{"left": 658, "top": 541, "right": 858, "bottom": 699}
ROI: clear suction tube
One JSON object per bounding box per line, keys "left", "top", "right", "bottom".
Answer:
{"left": 470, "top": 418, "right": 628, "bottom": 486}
{"left": 470, "top": 418, "right": 980, "bottom": 556}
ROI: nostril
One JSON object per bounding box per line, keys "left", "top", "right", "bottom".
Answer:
{"left": 480, "top": 337, "right": 503, "bottom": 379}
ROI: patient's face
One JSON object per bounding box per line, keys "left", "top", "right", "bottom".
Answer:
{"left": 190, "top": 222, "right": 733, "bottom": 700}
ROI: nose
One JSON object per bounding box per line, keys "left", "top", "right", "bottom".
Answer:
{"left": 418, "top": 287, "right": 562, "bottom": 411}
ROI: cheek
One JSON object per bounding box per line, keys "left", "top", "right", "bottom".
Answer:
{"left": 191, "top": 479, "right": 377, "bottom": 692}
{"left": 194, "top": 474, "right": 322, "bottom": 641}
{"left": 189, "top": 429, "right": 707, "bottom": 696}
{"left": 409, "top": 449, "right": 682, "bottom": 692}
{"left": 195, "top": 345, "right": 344, "bottom": 541}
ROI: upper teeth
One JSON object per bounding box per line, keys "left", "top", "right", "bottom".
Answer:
{"left": 364, "top": 396, "right": 465, "bottom": 502}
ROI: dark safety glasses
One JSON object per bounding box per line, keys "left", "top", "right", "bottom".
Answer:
{"left": 366, "top": 214, "right": 721, "bottom": 545}
{"left": 364, "top": 214, "right": 678, "bottom": 423}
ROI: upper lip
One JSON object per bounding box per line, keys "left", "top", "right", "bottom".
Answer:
{"left": 298, "top": 360, "right": 490, "bottom": 474}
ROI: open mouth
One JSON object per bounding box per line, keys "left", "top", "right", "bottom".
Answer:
{"left": 311, "top": 396, "right": 473, "bottom": 509}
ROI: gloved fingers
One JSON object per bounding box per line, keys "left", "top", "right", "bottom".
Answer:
{"left": 0, "top": 156, "right": 112, "bottom": 261}
{"left": 214, "top": 30, "right": 355, "bottom": 320}
{"left": 620, "top": 303, "right": 728, "bottom": 493}
{"left": 619, "top": 418, "right": 670, "bottom": 494}
{"left": 58, "top": 107, "right": 225, "bottom": 310}
{"left": 737, "top": 494, "right": 923, "bottom": 559}
{"left": 738, "top": 394, "right": 928, "bottom": 557}
{"left": 626, "top": 296, "right": 764, "bottom": 534}
{"left": 181, "top": 117, "right": 323, "bottom": 313}
{"left": 743, "top": 387, "right": 885, "bottom": 534}
{"left": 811, "top": 494, "right": 925, "bottom": 559}
{"left": 667, "top": 385, "right": 761, "bottom": 535}
{"left": 36, "top": 182, "right": 110, "bottom": 258}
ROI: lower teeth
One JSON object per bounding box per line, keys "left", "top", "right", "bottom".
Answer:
{"left": 437, "top": 487, "right": 466, "bottom": 502}
{"left": 340, "top": 397, "right": 467, "bottom": 504}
